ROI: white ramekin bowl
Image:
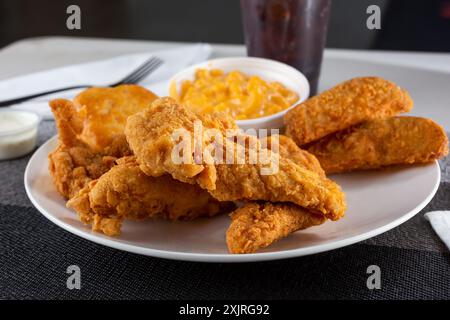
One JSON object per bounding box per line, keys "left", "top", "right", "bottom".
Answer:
{"left": 0, "top": 110, "right": 40, "bottom": 160}
{"left": 168, "top": 57, "right": 309, "bottom": 131}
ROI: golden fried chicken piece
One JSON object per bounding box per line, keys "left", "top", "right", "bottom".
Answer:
{"left": 226, "top": 202, "right": 326, "bottom": 254}
{"left": 227, "top": 136, "right": 327, "bottom": 254}
{"left": 125, "top": 98, "right": 346, "bottom": 220}
{"left": 209, "top": 160, "right": 345, "bottom": 220}
{"left": 306, "top": 117, "right": 449, "bottom": 174}
{"left": 264, "top": 135, "right": 325, "bottom": 177}
{"left": 125, "top": 97, "right": 238, "bottom": 189}
{"left": 285, "top": 77, "right": 413, "bottom": 145}
{"left": 67, "top": 157, "right": 232, "bottom": 236}
{"left": 48, "top": 85, "right": 157, "bottom": 199}
{"left": 48, "top": 143, "right": 124, "bottom": 199}
{"left": 73, "top": 85, "right": 158, "bottom": 151}
{"left": 48, "top": 99, "right": 132, "bottom": 199}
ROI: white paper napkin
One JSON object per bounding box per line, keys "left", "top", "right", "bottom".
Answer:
{"left": 0, "top": 43, "right": 212, "bottom": 119}
{"left": 424, "top": 210, "right": 450, "bottom": 250}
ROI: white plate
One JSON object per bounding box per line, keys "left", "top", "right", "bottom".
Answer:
{"left": 25, "top": 136, "right": 440, "bottom": 263}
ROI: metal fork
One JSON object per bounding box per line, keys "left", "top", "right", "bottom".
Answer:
{"left": 0, "top": 56, "right": 163, "bottom": 107}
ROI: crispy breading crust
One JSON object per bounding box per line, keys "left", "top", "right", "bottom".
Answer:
{"left": 307, "top": 116, "right": 449, "bottom": 174}
{"left": 67, "top": 157, "right": 232, "bottom": 236}
{"left": 264, "top": 135, "right": 325, "bottom": 177}
{"left": 125, "top": 98, "right": 346, "bottom": 220}
{"left": 48, "top": 98, "right": 83, "bottom": 147}
{"left": 125, "top": 97, "right": 238, "bottom": 190}
{"left": 73, "top": 85, "right": 158, "bottom": 151}
{"left": 48, "top": 144, "right": 118, "bottom": 199}
{"left": 285, "top": 77, "right": 413, "bottom": 145}
{"left": 209, "top": 160, "right": 344, "bottom": 220}
{"left": 48, "top": 99, "right": 131, "bottom": 199}
{"left": 48, "top": 85, "right": 156, "bottom": 199}
{"left": 226, "top": 136, "right": 328, "bottom": 254}
{"left": 226, "top": 202, "right": 326, "bottom": 254}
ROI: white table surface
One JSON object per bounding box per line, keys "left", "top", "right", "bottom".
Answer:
{"left": 1, "top": 36, "right": 450, "bottom": 128}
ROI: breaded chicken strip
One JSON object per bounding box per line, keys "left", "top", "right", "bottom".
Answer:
{"left": 264, "top": 135, "right": 325, "bottom": 177}
{"left": 48, "top": 99, "right": 131, "bottom": 199}
{"left": 49, "top": 142, "right": 127, "bottom": 199}
{"left": 285, "top": 77, "right": 413, "bottom": 145}
{"left": 126, "top": 97, "right": 238, "bottom": 189}
{"left": 125, "top": 98, "right": 346, "bottom": 220}
{"left": 226, "top": 202, "right": 326, "bottom": 254}
{"left": 72, "top": 85, "right": 158, "bottom": 151}
{"left": 307, "top": 117, "right": 449, "bottom": 174}
{"left": 209, "top": 160, "right": 345, "bottom": 220}
{"left": 48, "top": 85, "right": 157, "bottom": 199}
{"left": 67, "top": 157, "right": 232, "bottom": 236}
{"left": 227, "top": 137, "right": 327, "bottom": 254}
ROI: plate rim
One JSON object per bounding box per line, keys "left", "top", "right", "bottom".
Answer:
{"left": 24, "top": 136, "right": 441, "bottom": 263}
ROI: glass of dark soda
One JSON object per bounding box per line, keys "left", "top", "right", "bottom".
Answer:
{"left": 240, "top": 0, "right": 332, "bottom": 95}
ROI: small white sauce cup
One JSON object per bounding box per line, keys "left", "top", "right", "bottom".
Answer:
{"left": 0, "top": 110, "right": 40, "bottom": 160}
{"left": 169, "top": 57, "right": 310, "bottom": 131}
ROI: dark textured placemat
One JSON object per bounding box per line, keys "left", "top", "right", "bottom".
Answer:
{"left": 0, "top": 120, "right": 449, "bottom": 300}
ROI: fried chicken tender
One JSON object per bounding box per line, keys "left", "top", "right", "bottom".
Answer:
{"left": 285, "top": 77, "right": 413, "bottom": 145}
{"left": 73, "top": 85, "right": 158, "bottom": 151}
{"left": 125, "top": 97, "right": 238, "bottom": 189}
{"left": 67, "top": 157, "right": 231, "bottom": 236}
{"left": 48, "top": 143, "right": 125, "bottom": 199}
{"left": 209, "top": 159, "right": 345, "bottom": 220}
{"left": 226, "top": 202, "right": 326, "bottom": 254}
{"left": 48, "top": 99, "right": 132, "bottom": 199}
{"left": 48, "top": 85, "right": 157, "bottom": 199}
{"left": 264, "top": 135, "right": 325, "bottom": 177}
{"left": 306, "top": 116, "right": 449, "bottom": 174}
{"left": 125, "top": 98, "right": 346, "bottom": 220}
{"left": 227, "top": 136, "right": 327, "bottom": 254}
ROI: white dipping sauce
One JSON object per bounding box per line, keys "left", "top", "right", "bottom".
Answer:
{"left": 0, "top": 111, "right": 39, "bottom": 160}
